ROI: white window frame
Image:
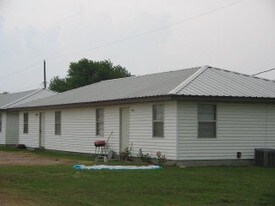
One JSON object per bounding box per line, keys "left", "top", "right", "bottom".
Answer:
{"left": 152, "top": 104, "right": 164, "bottom": 138}
{"left": 96, "top": 108, "right": 104, "bottom": 136}
{"left": 198, "top": 104, "right": 216, "bottom": 138}
{"left": 55, "top": 111, "right": 61, "bottom": 135}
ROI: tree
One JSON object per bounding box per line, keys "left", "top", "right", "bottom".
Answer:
{"left": 49, "top": 59, "right": 131, "bottom": 92}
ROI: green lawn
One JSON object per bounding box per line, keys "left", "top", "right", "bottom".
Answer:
{"left": 0, "top": 148, "right": 275, "bottom": 206}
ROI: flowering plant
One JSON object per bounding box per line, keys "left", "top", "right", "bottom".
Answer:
{"left": 156, "top": 151, "right": 167, "bottom": 166}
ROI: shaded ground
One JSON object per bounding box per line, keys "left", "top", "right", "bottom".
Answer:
{"left": 0, "top": 151, "right": 74, "bottom": 166}
{"left": 0, "top": 191, "right": 36, "bottom": 206}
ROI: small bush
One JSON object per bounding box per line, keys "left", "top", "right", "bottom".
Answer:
{"left": 138, "top": 149, "right": 153, "bottom": 163}
{"left": 156, "top": 151, "right": 167, "bottom": 166}
{"left": 121, "top": 143, "right": 133, "bottom": 161}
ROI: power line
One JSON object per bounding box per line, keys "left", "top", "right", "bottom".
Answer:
{"left": 0, "top": 0, "right": 246, "bottom": 85}
{"left": 46, "top": 0, "right": 246, "bottom": 60}
{"left": 0, "top": 60, "right": 41, "bottom": 81}
{"left": 12, "top": 82, "right": 44, "bottom": 93}
{"left": 252, "top": 67, "right": 275, "bottom": 76}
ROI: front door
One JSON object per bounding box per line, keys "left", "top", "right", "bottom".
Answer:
{"left": 120, "top": 107, "right": 130, "bottom": 152}
{"left": 39, "top": 112, "right": 45, "bottom": 148}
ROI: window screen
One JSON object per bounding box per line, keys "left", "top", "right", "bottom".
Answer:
{"left": 23, "top": 113, "right": 28, "bottom": 134}
{"left": 96, "top": 109, "right": 104, "bottom": 136}
{"left": 198, "top": 105, "right": 216, "bottom": 138}
{"left": 55, "top": 111, "right": 61, "bottom": 135}
{"left": 153, "top": 105, "right": 164, "bottom": 137}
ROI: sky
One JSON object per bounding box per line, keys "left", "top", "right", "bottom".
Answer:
{"left": 0, "top": 0, "right": 275, "bottom": 93}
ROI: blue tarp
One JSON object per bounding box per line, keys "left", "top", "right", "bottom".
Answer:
{"left": 73, "top": 164, "right": 160, "bottom": 170}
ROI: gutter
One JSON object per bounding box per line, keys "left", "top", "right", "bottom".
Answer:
{"left": 7, "top": 95, "right": 175, "bottom": 111}
{"left": 7, "top": 94, "right": 275, "bottom": 112}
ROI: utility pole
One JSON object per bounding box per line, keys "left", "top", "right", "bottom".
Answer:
{"left": 43, "top": 60, "right": 47, "bottom": 89}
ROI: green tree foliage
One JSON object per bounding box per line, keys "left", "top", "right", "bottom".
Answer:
{"left": 49, "top": 59, "right": 131, "bottom": 92}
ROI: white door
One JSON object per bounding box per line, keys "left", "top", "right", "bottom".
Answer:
{"left": 120, "top": 107, "right": 130, "bottom": 152}
{"left": 39, "top": 112, "right": 45, "bottom": 148}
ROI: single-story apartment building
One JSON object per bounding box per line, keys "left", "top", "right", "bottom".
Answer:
{"left": 9, "top": 66, "right": 275, "bottom": 162}
{"left": 0, "top": 88, "right": 55, "bottom": 145}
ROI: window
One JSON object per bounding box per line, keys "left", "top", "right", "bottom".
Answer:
{"left": 55, "top": 111, "right": 61, "bottom": 135}
{"left": 0, "top": 113, "right": 2, "bottom": 133}
{"left": 23, "top": 113, "right": 28, "bottom": 134}
{"left": 153, "top": 105, "right": 164, "bottom": 137}
{"left": 96, "top": 108, "right": 104, "bottom": 136}
{"left": 198, "top": 104, "right": 216, "bottom": 138}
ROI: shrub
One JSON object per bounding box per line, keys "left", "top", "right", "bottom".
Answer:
{"left": 121, "top": 143, "right": 133, "bottom": 161}
{"left": 156, "top": 151, "right": 167, "bottom": 166}
{"left": 138, "top": 149, "right": 153, "bottom": 163}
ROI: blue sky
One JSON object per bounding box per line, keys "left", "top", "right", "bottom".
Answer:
{"left": 0, "top": 0, "right": 275, "bottom": 92}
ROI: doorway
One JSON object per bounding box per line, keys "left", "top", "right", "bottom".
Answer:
{"left": 120, "top": 107, "right": 130, "bottom": 152}
{"left": 39, "top": 112, "right": 45, "bottom": 148}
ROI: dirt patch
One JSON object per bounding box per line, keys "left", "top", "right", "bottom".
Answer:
{"left": 0, "top": 151, "right": 74, "bottom": 166}
{"left": 0, "top": 151, "right": 79, "bottom": 205}
{"left": 0, "top": 190, "right": 37, "bottom": 206}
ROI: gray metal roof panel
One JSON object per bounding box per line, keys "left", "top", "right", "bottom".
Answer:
{"left": 0, "top": 89, "right": 56, "bottom": 109}
{"left": 8, "top": 89, "right": 57, "bottom": 108}
{"left": 176, "top": 67, "right": 275, "bottom": 98}
{"left": 14, "top": 68, "right": 200, "bottom": 108}
{"left": 11, "top": 66, "right": 275, "bottom": 109}
{"left": 0, "top": 89, "right": 37, "bottom": 108}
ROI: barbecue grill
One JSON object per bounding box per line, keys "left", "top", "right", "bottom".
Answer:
{"left": 94, "top": 131, "right": 113, "bottom": 154}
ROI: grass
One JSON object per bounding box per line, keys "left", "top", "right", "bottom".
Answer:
{"left": 0, "top": 148, "right": 275, "bottom": 206}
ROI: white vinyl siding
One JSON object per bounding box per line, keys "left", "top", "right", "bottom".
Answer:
{"left": 45, "top": 107, "right": 119, "bottom": 153}
{"left": 17, "top": 101, "right": 177, "bottom": 159}
{"left": 18, "top": 108, "right": 120, "bottom": 153}
{"left": 129, "top": 101, "right": 177, "bottom": 160}
{"left": 23, "top": 113, "right": 28, "bottom": 134}
{"left": 152, "top": 105, "right": 164, "bottom": 137}
{"left": 104, "top": 107, "right": 120, "bottom": 152}
{"left": 55, "top": 111, "right": 61, "bottom": 135}
{"left": 96, "top": 108, "right": 104, "bottom": 136}
{"left": 15, "top": 100, "right": 275, "bottom": 161}
{"left": 177, "top": 102, "right": 275, "bottom": 160}
{"left": 19, "top": 111, "right": 40, "bottom": 148}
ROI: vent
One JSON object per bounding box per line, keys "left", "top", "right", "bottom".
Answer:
{"left": 254, "top": 148, "right": 275, "bottom": 168}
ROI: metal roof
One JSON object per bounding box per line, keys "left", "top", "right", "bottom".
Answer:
{"left": 11, "top": 66, "right": 275, "bottom": 109}
{"left": 13, "top": 68, "right": 199, "bottom": 108}
{"left": 0, "top": 90, "right": 36, "bottom": 109}
{"left": 174, "top": 67, "right": 275, "bottom": 98}
{"left": 0, "top": 89, "right": 56, "bottom": 109}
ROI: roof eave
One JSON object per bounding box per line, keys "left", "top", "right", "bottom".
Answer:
{"left": 7, "top": 95, "right": 175, "bottom": 111}
{"left": 175, "top": 95, "right": 275, "bottom": 103}
{"left": 7, "top": 95, "right": 275, "bottom": 112}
